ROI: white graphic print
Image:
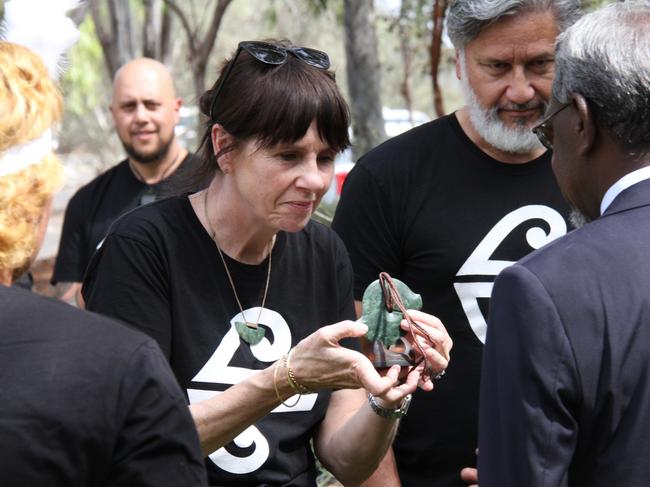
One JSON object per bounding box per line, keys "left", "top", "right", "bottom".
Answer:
{"left": 187, "top": 307, "right": 317, "bottom": 474}
{"left": 454, "top": 205, "right": 566, "bottom": 343}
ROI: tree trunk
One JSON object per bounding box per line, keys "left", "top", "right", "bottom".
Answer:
{"left": 90, "top": 0, "right": 136, "bottom": 78}
{"left": 143, "top": 0, "right": 164, "bottom": 60}
{"left": 160, "top": 5, "right": 173, "bottom": 65}
{"left": 430, "top": 0, "right": 448, "bottom": 117}
{"left": 398, "top": 0, "right": 414, "bottom": 124}
{"left": 344, "top": 0, "right": 386, "bottom": 160}
{"left": 165, "top": 0, "right": 232, "bottom": 98}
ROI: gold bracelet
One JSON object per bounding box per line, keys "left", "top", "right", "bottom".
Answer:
{"left": 273, "top": 354, "right": 300, "bottom": 408}
{"left": 286, "top": 349, "right": 312, "bottom": 395}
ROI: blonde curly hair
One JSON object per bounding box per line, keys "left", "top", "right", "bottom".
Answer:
{"left": 0, "top": 41, "right": 65, "bottom": 278}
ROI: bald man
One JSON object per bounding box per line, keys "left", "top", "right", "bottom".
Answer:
{"left": 53, "top": 58, "right": 202, "bottom": 306}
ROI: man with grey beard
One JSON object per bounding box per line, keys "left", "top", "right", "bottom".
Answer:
{"left": 52, "top": 58, "right": 201, "bottom": 307}
{"left": 480, "top": 2, "right": 650, "bottom": 485}
{"left": 332, "top": 1, "right": 581, "bottom": 485}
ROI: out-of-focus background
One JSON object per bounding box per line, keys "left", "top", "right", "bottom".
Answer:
{"left": 0, "top": 0, "right": 603, "bottom": 299}
{"left": 0, "top": 0, "right": 467, "bottom": 297}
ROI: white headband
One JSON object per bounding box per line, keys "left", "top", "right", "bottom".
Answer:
{"left": 0, "top": 130, "right": 53, "bottom": 178}
{"left": 0, "top": 0, "right": 80, "bottom": 179}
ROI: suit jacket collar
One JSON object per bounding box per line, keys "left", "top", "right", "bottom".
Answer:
{"left": 602, "top": 177, "right": 650, "bottom": 217}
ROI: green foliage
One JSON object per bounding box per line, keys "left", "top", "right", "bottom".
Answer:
{"left": 61, "top": 16, "right": 105, "bottom": 117}
{"left": 263, "top": 0, "right": 343, "bottom": 30}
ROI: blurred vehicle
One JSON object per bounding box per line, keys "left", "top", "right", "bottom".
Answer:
{"left": 321, "top": 108, "right": 430, "bottom": 206}
{"left": 175, "top": 106, "right": 199, "bottom": 148}
{"left": 383, "top": 107, "right": 430, "bottom": 137}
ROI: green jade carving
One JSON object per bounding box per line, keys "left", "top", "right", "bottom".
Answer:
{"left": 360, "top": 278, "right": 422, "bottom": 348}
{"left": 235, "top": 321, "right": 265, "bottom": 346}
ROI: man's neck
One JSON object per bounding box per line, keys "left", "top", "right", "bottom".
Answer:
{"left": 455, "top": 107, "right": 546, "bottom": 164}
{"left": 129, "top": 142, "right": 187, "bottom": 185}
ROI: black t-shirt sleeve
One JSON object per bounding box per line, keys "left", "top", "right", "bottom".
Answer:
{"left": 109, "top": 340, "right": 207, "bottom": 487}
{"left": 332, "top": 162, "right": 403, "bottom": 301}
{"left": 83, "top": 232, "right": 173, "bottom": 358}
{"left": 52, "top": 191, "right": 90, "bottom": 284}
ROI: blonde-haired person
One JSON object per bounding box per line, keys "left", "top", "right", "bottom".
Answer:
{"left": 0, "top": 41, "right": 64, "bottom": 285}
{"left": 0, "top": 40, "right": 207, "bottom": 487}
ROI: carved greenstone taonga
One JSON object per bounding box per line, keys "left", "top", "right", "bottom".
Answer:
{"left": 360, "top": 278, "right": 422, "bottom": 348}
{"left": 235, "top": 321, "right": 265, "bottom": 345}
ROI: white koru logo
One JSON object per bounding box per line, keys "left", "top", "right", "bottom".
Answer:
{"left": 454, "top": 205, "right": 566, "bottom": 344}
{"left": 187, "top": 307, "right": 317, "bottom": 474}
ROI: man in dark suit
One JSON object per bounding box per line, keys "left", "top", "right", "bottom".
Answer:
{"left": 478, "top": 2, "right": 650, "bottom": 486}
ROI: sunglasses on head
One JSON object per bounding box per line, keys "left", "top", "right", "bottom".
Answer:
{"left": 532, "top": 102, "right": 571, "bottom": 150}
{"left": 209, "top": 41, "right": 331, "bottom": 122}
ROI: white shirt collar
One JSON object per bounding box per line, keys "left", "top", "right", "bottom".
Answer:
{"left": 600, "top": 166, "right": 650, "bottom": 215}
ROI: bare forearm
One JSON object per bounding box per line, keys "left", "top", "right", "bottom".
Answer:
{"left": 189, "top": 363, "right": 292, "bottom": 456}
{"left": 317, "top": 391, "right": 400, "bottom": 486}
{"left": 54, "top": 281, "right": 83, "bottom": 307}
{"left": 359, "top": 449, "right": 401, "bottom": 487}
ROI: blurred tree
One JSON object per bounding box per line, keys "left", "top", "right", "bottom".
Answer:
{"left": 89, "top": 0, "right": 139, "bottom": 76}
{"left": 344, "top": 0, "right": 386, "bottom": 159}
{"left": 163, "top": 0, "right": 233, "bottom": 96}
{"left": 89, "top": 0, "right": 232, "bottom": 97}
{"left": 386, "top": 0, "right": 432, "bottom": 123}
{"left": 430, "top": 0, "right": 448, "bottom": 117}
{"left": 143, "top": 0, "right": 172, "bottom": 62}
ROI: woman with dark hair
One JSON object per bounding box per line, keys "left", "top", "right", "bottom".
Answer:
{"left": 83, "top": 40, "right": 452, "bottom": 486}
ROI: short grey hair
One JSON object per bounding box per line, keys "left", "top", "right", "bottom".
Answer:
{"left": 447, "top": 0, "right": 582, "bottom": 49}
{"left": 553, "top": 1, "right": 650, "bottom": 149}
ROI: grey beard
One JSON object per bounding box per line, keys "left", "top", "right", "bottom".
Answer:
{"left": 569, "top": 208, "right": 592, "bottom": 229}
{"left": 459, "top": 61, "right": 546, "bottom": 155}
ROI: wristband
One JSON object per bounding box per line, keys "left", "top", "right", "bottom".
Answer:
{"left": 368, "top": 393, "right": 412, "bottom": 419}
{"left": 286, "top": 349, "right": 312, "bottom": 394}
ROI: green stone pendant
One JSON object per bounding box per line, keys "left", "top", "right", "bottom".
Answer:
{"left": 235, "top": 321, "right": 265, "bottom": 345}
{"left": 360, "top": 277, "right": 422, "bottom": 348}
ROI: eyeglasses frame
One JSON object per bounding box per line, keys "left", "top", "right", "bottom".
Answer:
{"left": 532, "top": 102, "right": 572, "bottom": 150}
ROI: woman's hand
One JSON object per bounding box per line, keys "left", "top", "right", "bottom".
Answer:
{"left": 288, "top": 320, "right": 398, "bottom": 393}
{"left": 372, "top": 309, "right": 452, "bottom": 406}
{"left": 400, "top": 308, "right": 452, "bottom": 389}
{"left": 287, "top": 310, "right": 452, "bottom": 407}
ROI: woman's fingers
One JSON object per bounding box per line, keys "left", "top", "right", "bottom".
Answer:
{"left": 319, "top": 320, "right": 369, "bottom": 345}
{"left": 373, "top": 366, "right": 420, "bottom": 404}
{"left": 356, "top": 361, "right": 398, "bottom": 397}
{"left": 401, "top": 309, "right": 453, "bottom": 363}
{"left": 291, "top": 315, "right": 451, "bottom": 397}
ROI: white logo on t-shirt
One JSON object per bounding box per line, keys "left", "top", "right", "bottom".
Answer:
{"left": 187, "top": 307, "right": 317, "bottom": 474}
{"left": 454, "top": 205, "right": 566, "bottom": 343}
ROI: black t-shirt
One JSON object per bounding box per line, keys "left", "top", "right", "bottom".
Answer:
{"left": 83, "top": 196, "right": 356, "bottom": 486}
{"left": 331, "top": 113, "right": 570, "bottom": 487}
{"left": 0, "top": 285, "right": 207, "bottom": 487}
{"left": 52, "top": 153, "right": 203, "bottom": 284}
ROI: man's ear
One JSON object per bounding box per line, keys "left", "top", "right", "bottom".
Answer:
{"left": 173, "top": 97, "right": 182, "bottom": 124}
{"left": 455, "top": 49, "right": 462, "bottom": 80}
{"left": 211, "top": 124, "right": 234, "bottom": 172}
{"left": 573, "top": 93, "right": 596, "bottom": 157}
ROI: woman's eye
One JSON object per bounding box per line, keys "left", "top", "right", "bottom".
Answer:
{"left": 280, "top": 153, "right": 299, "bottom": 162}
{"left": 318, "top": 155, "right": 335, "bottom": 165}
